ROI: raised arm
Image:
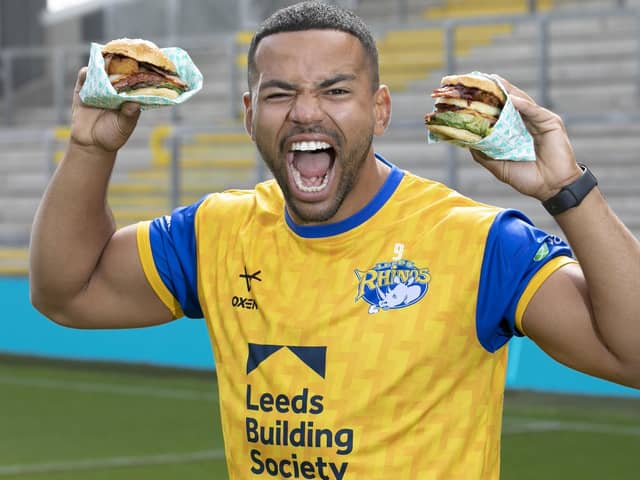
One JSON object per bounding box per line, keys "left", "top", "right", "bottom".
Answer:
{"left": 29, "top": 68, "right": 174, "bottom": 329}
{"left": 471, "top": 78, "right": 640, "bottom": 389}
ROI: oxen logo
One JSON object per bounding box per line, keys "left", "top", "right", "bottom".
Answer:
{"left": 354, "top": 259, "right": 431, "bottom": 314}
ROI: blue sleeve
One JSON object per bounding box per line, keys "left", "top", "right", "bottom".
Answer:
{"left": 476, "top": 209, "right": 574, "bottom": 352}
{"left": 148, "top": 198, "right": 206, "bottom": 319}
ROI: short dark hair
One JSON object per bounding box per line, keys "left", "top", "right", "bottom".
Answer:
{"left": 247, "top": 1, "right": 379, "bottom": 91}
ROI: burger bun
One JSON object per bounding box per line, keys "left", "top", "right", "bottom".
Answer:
{"left": 440, "top": 73, "right": 506, "bottom": 104}
{"left": 121, "top": 86, "right": 181, "bottom": 100}
{"left": 102, "top": 38, "right": 177, "bottom": 73}
{"left": 427, "top": 124, "right": 483, "bottom": 143}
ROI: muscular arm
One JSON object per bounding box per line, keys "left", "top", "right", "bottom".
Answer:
{"left": 472, "top": 77, "right": 640, "bottom": 388}
{"left": 29, "top": 68, "right": 173, "bottom": 328}
{"left": 523, "top": 188, "right": 640, "bottom": 388}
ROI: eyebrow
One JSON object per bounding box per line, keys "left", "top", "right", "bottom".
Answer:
{"left": 260, "top": 79, "right": 296, "bottom": 91}
{"left": 259, "top": 74, "right": 357, "bottom": 92}
{"left": 317, "top": 73, "right": 356, "bottom": 89}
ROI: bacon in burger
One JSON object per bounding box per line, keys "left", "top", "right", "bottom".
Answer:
{"left": 101, "top": 38, "right": 188, "bottom": 99}
{"left": 425, "top": 73, "right": 506, "bottom": 143}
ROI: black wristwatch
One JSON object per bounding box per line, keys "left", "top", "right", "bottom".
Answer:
{"left": 542, "top": 164, "right": 598, "bottom": 216}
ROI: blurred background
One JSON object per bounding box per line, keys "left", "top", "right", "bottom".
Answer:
{"left": 3, "top": 0, "right": 640, "bottom": 269}
{"left": 1, "top": 1, "right": 640, "bottom": 478}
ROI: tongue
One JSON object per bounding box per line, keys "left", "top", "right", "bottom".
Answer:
{"left": 293, "top": 151, "right": 331, "bottom": 178}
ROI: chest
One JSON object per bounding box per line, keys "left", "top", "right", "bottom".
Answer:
{"left": 199, "top": 220, "right": 490, "bottom": 371}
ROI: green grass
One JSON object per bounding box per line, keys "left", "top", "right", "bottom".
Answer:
{"left": 0, "top": 357, "right": 229, "bottom": 480}
{"left": 1, "top": 356, "right": 639, "bottom": 479}
{"left": 501, "top": 390, "right": 640, "bottom": 479}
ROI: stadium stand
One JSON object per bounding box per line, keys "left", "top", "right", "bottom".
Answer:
{"left": 1, "top": 0, "right": 639, "bottom": 275}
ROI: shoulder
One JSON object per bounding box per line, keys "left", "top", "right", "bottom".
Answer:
{"left": 197, "top": 179, "right": 283, "bottom": 218}
{"left": 398, "top": 170, "right": 502, "bottom": 225}
{"left": 199, "top": 180, "right": 284, "bottom": 210}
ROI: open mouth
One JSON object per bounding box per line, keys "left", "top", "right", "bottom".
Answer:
{"left": 288, "top": 141, "right": 336, "bottom": 193}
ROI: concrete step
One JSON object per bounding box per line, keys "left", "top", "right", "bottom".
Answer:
{"left": 0, "top": 198, "right": 40, "bottom": 222}
{"left": 0, "top": 150, "right": 51, "bottom": 173}
{"left": 512, "top": 15, "right": 635, "bottom": 39}
{"left": 356, "top": 0, "right": 440, "bottom": 23}
{"left": 453, "top": 57, "right": 636, "bottom": 86}
{"left": 0, "top": 223, "right": 31, "bottom": 245}
{"left": 456, "top": 166, "right": 640, "bottom": 197}
{"left": 0, "top": 251, "right": 27, "bottom": 273}
{"left": 458, "top": 35, "right": 636, "bottom": 63}
{"left": 393, "top": 80, "right": 639, "bottom": 118}
{"left": 378, "top": 131, "right": 640, "bottom": 158}
{"left": 553, "top": 0, "right": 627, "bottom": 10}
{"left": 0, "top": 172, "right": 49, "bottom": 196}
{"left": 565, "top": 120, "right": 640, "bottom": 138}
{"left": 4, "top": 1, "right": 640, "bottom": 251}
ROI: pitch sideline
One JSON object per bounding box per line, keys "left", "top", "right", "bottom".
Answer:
{"left": 1, "top": 419, "right": 639, "bottom": 476}
{"left": 0, "top": 450, "right": 226, "bottom": 476}
{"left": 0, "top": 374, "right": 217, "bottom": 401}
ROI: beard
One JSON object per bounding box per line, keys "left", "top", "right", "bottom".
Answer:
{"left": 256, "top": 128, "right": 373, "bottom": 224}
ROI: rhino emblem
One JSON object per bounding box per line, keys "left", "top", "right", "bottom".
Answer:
{"left": 355, "top": 260, "right": 430, "bottom": 314}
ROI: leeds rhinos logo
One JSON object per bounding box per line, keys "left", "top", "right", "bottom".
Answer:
{"left": 355, "top": 259, "right": 431, "bottom": 314}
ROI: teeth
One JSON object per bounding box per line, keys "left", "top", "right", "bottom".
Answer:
{"left": 290, "top": 141, "right": 331, "bottom": 152}
{"left": 292, "top": 167, "right": 330, "bottom": 192}
{"left": 289, "top": 140, "right": 332, "bottom": 192}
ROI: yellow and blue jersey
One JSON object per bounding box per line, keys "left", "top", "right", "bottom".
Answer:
{"left": 137, "top": 154, "right": 574, "bottom": 479}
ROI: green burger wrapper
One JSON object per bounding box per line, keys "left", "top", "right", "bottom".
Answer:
{"left": 79, "top": 42, "right": 203, "bottom": 110}
{"left": 427, "top": 71, "right": 535, "bottom": 161}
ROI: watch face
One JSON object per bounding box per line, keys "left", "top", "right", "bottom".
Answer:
{"left": 542, "top": 165, "right": 597, "bottom": 216}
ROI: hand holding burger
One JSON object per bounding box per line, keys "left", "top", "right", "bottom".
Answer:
{"left": 425, "top": 73, "right": 506, "bottom": 143}
{"left": 101, "top": 38, "right": 189, "bottom": 99}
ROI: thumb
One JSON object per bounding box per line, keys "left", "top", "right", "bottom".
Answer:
{"left": 120, "top": 101, "right": 141, "bottom": 118}
{"left": 116, "top": 102, "right": 141, "bottom": 137}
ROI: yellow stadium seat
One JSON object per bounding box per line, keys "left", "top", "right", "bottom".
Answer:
{"left": 377, "top": 0, "right": 548, "bottom": 91}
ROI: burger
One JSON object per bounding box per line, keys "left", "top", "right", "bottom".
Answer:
{"left": 425, "top": 73, "right": 506, "bottom": 143}
{"left": 101, "top": 38, "right": 189, "bottom": 99}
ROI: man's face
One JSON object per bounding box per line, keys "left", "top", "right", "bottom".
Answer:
{"left": 244, "top": 29, "right": 390, "bottom": 225}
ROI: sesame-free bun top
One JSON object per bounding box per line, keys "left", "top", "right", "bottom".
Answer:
{"left": 101, "top": 38, "right": 177, "bottom": 73}
{"left": 440, "top": 73, "right": 506, "bottom": 104}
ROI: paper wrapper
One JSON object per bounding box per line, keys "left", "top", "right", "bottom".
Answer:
{"left": 427, "top": 71, "right": 535, "bottom": 161}
{"left": 79, "top": 42, "right": 203, "bottom": 110}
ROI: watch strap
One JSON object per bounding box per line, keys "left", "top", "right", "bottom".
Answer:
{"left": 542, "top": 164, "right": 598, "bottom": 216}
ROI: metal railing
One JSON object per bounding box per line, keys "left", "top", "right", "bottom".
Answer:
{"left": 3, "top": 3, "right": 638, "bottom": 127}
{"left": 162, "top": 126, "right": 265, "bottom": 209}
{"left": 434, "top": 6, "right": 640, "bottom": 186}
{"left": 1, "top": 3, "right": 639, "bottom": 243}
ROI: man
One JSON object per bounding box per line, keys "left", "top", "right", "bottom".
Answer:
{"left": 30, "top": 1, "right": 640, "bottom": 478}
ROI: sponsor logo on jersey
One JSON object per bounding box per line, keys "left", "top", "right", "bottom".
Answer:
{"left": 244, "top": 343, "right": 353, "bottom": 479}
{"left": 534, "top": 235, "right": 566, "bottom": 262}
{"left": 533, "top": 242, "right": 550, "bottom": 262}
{"left": 233, "top": 266, "right": 262, "bottom": 310}
{"left": 247, "top": 343, "right": 327, "bottom": 378}
{"left": 240, "top": 266, "right": 262, "bottom": 291}
{"left": 354, "top": 259, "right": 430, "bottom": 314}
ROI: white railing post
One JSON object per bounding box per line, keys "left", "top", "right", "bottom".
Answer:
{"left": 52, "top": 49, "right": 66, "bottom": 125}
{"left": 443, "top": 20, "right": 459, "bottom": 190}
{"left": 636, "top": 11, "right": 640, "bottom": 106}
{"left": 169, "top": 129, "right": 182, "bottom": 209}
{"left": 1, "top": 50, "right": 15, "bottom": 126}
{"left": 537, "top": 14, "right": 550, "bottom": 109}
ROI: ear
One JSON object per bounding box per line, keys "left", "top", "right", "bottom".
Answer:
{"left": 242, "top": 91, "right": 254, "bottom": 140}
{"left": 373, "top": 85, "right": 391, "bottom": 136}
